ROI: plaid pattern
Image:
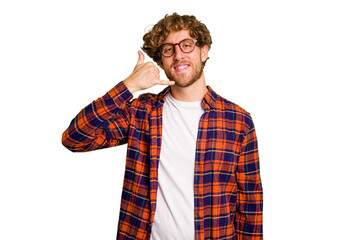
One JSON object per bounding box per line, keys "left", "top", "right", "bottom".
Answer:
{"left": 62, "top": 81, "right": 263, "bottom": 240}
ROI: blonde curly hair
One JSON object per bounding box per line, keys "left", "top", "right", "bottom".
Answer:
{"left": 141, "top": 13, "right": 212, "bottom": 65}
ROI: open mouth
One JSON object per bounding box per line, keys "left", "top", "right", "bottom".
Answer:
{"left": 174, "top": 64, "right": 190, "bottom": 72}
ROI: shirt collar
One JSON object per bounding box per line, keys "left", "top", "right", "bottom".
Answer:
{"left": 156, "top": 85, "right": 217, "bottom": 110}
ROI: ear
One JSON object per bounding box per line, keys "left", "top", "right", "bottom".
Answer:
{"left": 200, "top": 45, "right": 209, "bottom": 62}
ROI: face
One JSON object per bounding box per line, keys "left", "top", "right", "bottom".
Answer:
{"left": 159, "top": 30, "right": 209, "bottom": 88}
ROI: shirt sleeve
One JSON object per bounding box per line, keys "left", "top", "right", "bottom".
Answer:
{"left": 62, "top": 81, "right": 133, "bottom": 152}
{"left": 234, "top": 117, "right": 263, "bottom": 239}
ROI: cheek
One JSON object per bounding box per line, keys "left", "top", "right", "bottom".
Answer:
{"left": 164, "top": 62, "right": 173, "bottom": 71}
{"left": 161, "top": 59, "right": 171, "bottom": 70}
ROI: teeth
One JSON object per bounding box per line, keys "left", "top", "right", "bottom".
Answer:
{"left": 175, "top": 65, "right": 188, "bottom": 70}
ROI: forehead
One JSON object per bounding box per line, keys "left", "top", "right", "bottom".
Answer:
{"left": 163, "top": 30, "right": 192, "bottom": 44}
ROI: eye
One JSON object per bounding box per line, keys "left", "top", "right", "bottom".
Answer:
{"left": 181, "top": 39, "right": 194, "bottom": 50}
{"left": 162, "top": 44, "right": 173, "bottom": 54}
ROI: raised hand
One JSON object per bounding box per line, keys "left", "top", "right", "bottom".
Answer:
{"left": 123, "top": 51, "right": 175, "bottom": 94}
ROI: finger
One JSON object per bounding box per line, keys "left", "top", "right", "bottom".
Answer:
{"left": 151, "top": 71, "right": 160, "bottom": 81}
{"left": 144, "top": 61, "right": 160, "bottom": 74}
{"left": 136, "top": 51, "right": 145, "bottom": 66}
{"left": 156, "top": 80, "right": 175, "bottom": 86}
{"left": 151, "top": 65, "right": 160, "bottom": 74}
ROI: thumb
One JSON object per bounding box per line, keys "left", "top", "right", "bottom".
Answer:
{"left": 136, "top": 51, "right": 145, "bottom": 66}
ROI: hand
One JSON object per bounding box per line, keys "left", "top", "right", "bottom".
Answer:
{"left": 123, "top": 51, "right": 175, "bottom": 94}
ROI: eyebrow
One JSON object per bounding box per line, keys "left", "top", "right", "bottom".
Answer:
{"left": 160, "top": 38, "right": 195, "bottom": 46}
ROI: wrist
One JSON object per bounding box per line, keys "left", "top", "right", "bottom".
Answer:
{"left": 123, "top": 78, "right": 138, "bottom": 94}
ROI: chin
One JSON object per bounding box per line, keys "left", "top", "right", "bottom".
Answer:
{"left": 167, "top": 69, "right": 203, "bottom": 88}
{"left": 174, "top": 78, "right": 198, "bottom": 88}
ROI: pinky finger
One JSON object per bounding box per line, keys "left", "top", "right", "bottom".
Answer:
{"left": 156, "top": 80, "right": 175, "bottom": 85}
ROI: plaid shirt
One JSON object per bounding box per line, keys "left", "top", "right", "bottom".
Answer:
{"left": 62, "top": 81, "right": 263, "bottom": 240}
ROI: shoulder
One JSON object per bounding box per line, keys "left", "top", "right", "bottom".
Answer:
{"left": 129, "top": 92, "right": 157, "bottom": 109}
{"left": 213, "top": 90, "right": 255, "bottom": 131}
{"left": 130, "top": 87, "right": 169, "bottom": 110}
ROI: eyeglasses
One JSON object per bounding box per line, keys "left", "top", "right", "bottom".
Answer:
{"left": 159, "top": 38, "right": 197, "bottom": 57}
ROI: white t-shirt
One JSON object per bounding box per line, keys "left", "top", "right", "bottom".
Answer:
{"left": 150, "top": 92, "right": 205, "bottom": 240}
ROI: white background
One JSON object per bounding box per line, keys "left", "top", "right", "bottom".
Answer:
{"left": 1, "top": 0, "right": 360, "bottom": 239}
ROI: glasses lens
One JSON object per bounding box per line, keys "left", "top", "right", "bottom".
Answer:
{"left": 161, "top": 44, "right": 174, "bottom": 57}
{"left": 160, "top": 39, "right": 196, "bottom": 57}
{"left": 180, "top": 39, "right": 195, "bottom": 53}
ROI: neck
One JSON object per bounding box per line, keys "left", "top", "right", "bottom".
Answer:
{"left": 170, "top": 75, "right": 208, "bottom": 102}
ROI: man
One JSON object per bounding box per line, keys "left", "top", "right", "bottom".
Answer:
{"left": 62, "top": 13, "right": 263, "bottom": 240}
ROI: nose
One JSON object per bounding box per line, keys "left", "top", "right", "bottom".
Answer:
{"left": 173, "top": 45, "right": 184, "bottom": 61}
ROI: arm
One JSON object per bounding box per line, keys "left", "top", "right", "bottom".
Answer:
{"left": 61, "top": 81, "right": 133, "bottom": 152}
{"left": 62, "top": 51, "right": 174, "bottom": 152}
{"left": 234, "top": 118, "right": 263, "bottom": 239}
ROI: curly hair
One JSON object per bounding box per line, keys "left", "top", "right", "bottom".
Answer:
{"left": 141, "top": 13, "right": 212, "bottom": 65}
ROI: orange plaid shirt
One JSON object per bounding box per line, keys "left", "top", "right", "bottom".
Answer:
{"left": 62, "top": 81, "right": 263, "bottom": 239}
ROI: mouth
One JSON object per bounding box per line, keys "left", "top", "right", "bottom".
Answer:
{"left": 174, "top": 63, "right": 190, "bottom": 72}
